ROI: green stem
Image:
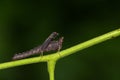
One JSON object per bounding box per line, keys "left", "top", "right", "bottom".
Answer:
{"left": 59, "top": 28, "right": 120, "bottom": 58}
{"left": 47, "top": 60, "right": 56, "bottom": 80}
{"left": 0, "top": 28, "right": 120, "bottom": 70}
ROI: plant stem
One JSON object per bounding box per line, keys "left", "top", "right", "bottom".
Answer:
{"left": 59, "top": 28, "right": 120, "bottom": 58}
{"left": 0, "top": 28, "right": 120, "bottom": 70}
{"left": 47, "top": 60, "right": 56, "bottom": 80}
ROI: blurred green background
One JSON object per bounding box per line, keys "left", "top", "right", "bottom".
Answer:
{"left": 0, "top": 0, "right": 120, "bottom": 80}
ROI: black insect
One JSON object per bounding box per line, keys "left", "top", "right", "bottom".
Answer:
{"left": 12, "top": 32, "right": 64, "bottom": 60}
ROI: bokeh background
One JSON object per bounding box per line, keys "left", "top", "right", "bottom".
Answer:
{"left": 0, "top": 0, "right": 120, "bottom": 80}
